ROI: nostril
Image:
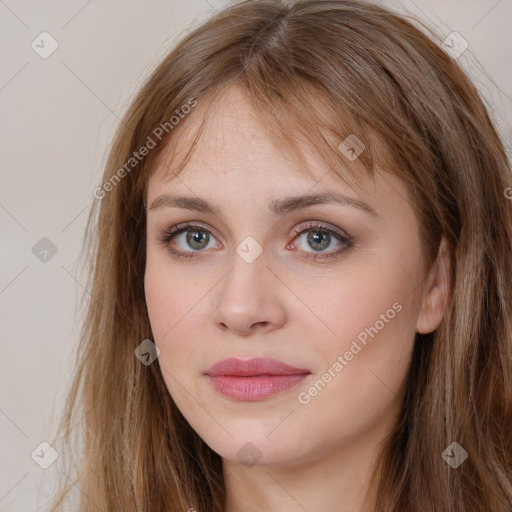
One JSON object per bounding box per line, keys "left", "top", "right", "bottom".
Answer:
{"left": 252, "top": 321, "right": 270, "bottom": 331}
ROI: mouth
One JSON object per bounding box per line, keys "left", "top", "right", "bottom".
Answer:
{"left": 205, "top": 357, "right": 311, "bottom": 401}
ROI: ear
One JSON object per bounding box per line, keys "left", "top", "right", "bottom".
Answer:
{"left": 415, "top": 236, "right": 451, "bottom": 335}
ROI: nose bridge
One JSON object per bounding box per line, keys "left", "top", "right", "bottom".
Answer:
{"left": 223, "top": 241, "right": 269, "bottom": 306}
{"left": 212, "top": 240, "right": 286, "bottom": 334}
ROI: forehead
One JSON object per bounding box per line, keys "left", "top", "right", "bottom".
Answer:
{"left": 143, "top": 86, "right": 421, "bottom": 248}
{"left": 146, "top": 85, "right": 374, "bottom": 197}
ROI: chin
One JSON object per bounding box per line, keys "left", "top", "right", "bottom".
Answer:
{"left": 197, "top": 423, "right": 311, "bottom": 468}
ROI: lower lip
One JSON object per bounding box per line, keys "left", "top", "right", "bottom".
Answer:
{"left": 207, "top": 374, "right": 309, "bottom": 401}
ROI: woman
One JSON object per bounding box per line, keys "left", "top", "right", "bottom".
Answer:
{"left": 50, "top": 1, "right": 512, "bottom": 510}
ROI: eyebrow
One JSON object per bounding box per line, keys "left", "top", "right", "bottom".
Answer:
{"left": 148, "top": 191, "right": 379, "bottom": 217}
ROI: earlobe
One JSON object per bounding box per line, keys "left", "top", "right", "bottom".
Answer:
{"left": 415, "top": 237, "right": 451, "bottom": 335}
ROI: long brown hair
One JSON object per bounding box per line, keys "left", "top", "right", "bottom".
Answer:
{"left": 49, "top": 1, "right": 512, "bottom": 510}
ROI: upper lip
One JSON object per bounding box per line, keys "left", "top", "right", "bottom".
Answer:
{"left": 205, "top": 357, "right": 311, "bottom": 377}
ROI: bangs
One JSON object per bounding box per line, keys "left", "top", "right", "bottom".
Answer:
{"left": 141, "top": 74, "right": 397, "bottom": 207}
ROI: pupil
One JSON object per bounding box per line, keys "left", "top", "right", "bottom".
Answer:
{"left": 187, "top": 230, "right": 208, "bottom": 249}
{"left": 308, "top": 231, "right": 329, "bottom": 251}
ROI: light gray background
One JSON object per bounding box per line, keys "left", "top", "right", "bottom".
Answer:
{"left": 1, "top": 0, "right": 511, "bottom": 510}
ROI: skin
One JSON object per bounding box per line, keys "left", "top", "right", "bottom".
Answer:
{"left": 144, "top": 85, "right": 450, "bottom": 512}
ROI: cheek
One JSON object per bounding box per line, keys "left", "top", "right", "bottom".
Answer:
{"left": 303, "top": 253, "right": 420, "bottom": 402}
{"left": 144, "top": 256, "right": 205, "bottom": 339}
{"left": 144, "top": 267, "right": 196, "bottom": 407}
{"left": 295, "top": 297, "right": 416, "bottom": 447}
{"left": 314, "top": 287, "right": 415, "bottom": 396}
{"left": 306, "top": 259, "right": 417, "bottom": 350}
{"left": 144, "top": 270, "right": 174, "bottom": 341}
{"left": 144, "top": 258, "right": 214, "bottom": 384}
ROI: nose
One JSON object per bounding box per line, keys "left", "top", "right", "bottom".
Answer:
{"left": 211, "top": 249, "right": 287, "bottom": 336}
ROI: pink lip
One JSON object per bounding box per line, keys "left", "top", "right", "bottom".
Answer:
{"left": 205, "top": 357, "right": 311, "bottom": 401}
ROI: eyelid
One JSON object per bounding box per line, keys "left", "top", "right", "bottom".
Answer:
{"left": 291, "top": 220, "right": 352, "bottom": 241}
{"left": 160, "top": 220, "right": 351, "bottom": 241}
{"left": 162, "top": 220, "right": 213, "bottom": 237}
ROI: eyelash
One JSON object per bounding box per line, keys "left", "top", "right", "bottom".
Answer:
{"left": 157, "top": 221, "right": 353, "bottom": 261}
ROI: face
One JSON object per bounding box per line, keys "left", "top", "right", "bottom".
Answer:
{"left": 144, "top": 86, "right": 446, "bottom": 468}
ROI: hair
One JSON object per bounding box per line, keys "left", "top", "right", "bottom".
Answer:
{"left": 49, "top": 1, "right": 512, "bottom": 510}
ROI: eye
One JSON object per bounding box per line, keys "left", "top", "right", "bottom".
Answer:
{"left": 289, "top": 221, "right": 353, "bottom": 260}
{"left": 157, "top": 221, "right": 220, "bottom": 259}
{"left": 157, "top": 220, "right": 353, "bottom": 260}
